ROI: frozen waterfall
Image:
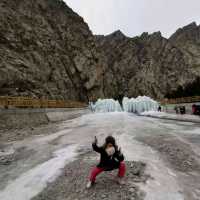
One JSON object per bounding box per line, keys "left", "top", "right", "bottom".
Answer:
{"left": 122, "top": 96, "right": 158, "bottom": 113}
{"left": 91, "top": 99, "right": 122, "bottom": 112}
{"left": 91, "top": 96, "right": 158, "bottom": 114}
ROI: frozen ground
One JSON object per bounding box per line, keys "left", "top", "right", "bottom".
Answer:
{"left": 0, "top": 112, "right": 200, "bottom": 200}
{"left": 141, "top": 111, "right": 200, "bottom": 123}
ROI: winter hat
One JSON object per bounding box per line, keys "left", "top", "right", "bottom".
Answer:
{"left": 105, "top": 136, "right": 116, "bottom": 146}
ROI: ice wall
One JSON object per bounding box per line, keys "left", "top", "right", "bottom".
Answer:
{"left": 91, "top": 96, "right": 158, "bottom": 113}
{"left": 91, "top": 99, "right": 122, "bottom": 112}
{"left": 123, "top": 96, "right": 158, "bottom": 113}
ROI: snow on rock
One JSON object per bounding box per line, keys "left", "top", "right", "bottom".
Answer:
{"left": 0, "top": 145, "right": 78, "bottom": 200}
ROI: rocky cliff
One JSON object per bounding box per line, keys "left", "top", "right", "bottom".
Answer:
{"left": 96, "top": 31, "right": 195, "bottom": 100}
{"left": 0, "top": 0, "right": 199, "bottom": 101}
{"left": 0, "top": 0, "right": 104, "bottom": 101}
{"left": 170, "top": 22, "right": 200, "bottom": 74}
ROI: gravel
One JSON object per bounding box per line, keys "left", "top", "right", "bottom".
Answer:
{"left": 32, "top": 153, "right": 148, "bottom": 200}
{"left": 136, "top": 134, "right": 200, "bottom": 172}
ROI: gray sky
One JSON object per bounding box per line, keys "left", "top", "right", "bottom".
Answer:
{"left": 64, "top": 0, "right": 200, "bottom": 38}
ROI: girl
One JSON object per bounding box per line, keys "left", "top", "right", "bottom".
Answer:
{"left": 87, "top": 135, "right": 126, "bottom": 188}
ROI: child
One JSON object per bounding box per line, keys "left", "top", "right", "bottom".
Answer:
{"left": 87, "top": 135, "right": 126, "bottom": 188}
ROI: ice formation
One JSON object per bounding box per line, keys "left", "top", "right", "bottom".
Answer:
{"left": 90, "top": 99, "right": 122, "bottom": 112}
{"left": 91, "top": 96, "right": 158, "bottom": 114}
{"left": 122, "top": 96, "right": 158, "bottom": 113}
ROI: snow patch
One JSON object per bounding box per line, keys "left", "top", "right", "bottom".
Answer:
{"left": 141, "top": 111, "right": 200, "bottom": 123}
{"left": 182, "top": 127, "right": 200, "bottom": 135}
{"left": 119, "top": 133, "right": 184, "bottom": 200}
{"left": 0, "top": 145, "right": 78, "bottom": 200}
{"left": 141, "top": 111, "right": 166, "bottom": 117}
{"left": 0, "top": 146, "right": 15, "bottom": 157}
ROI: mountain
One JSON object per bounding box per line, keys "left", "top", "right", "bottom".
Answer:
{"left": 96, "top": 31, "right": 195, "bottom": 100}
{"left": 0, "top": 0, "right": 104, "bottom": 101}
{"left": 0, "top": 0, "right": 199, "bottom": 102}
{"left": 169, "top": 22, "right": 200, "bottom": 74}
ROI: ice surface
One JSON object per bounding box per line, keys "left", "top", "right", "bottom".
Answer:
{"left": 91, "top": 96, "right": 158, "bottom": 114}
{"left": 141, "top": 111, "right": 167, "bottom": 117}
{"left": 0, "top": 145, "right": 78, "bottom": 200}
{"left": 141, "top": 111, "right": 200, "bottom": 123}
{"left": 0, "top": 111, "right": 192, "bottom": 200}
{"left": 118, "top": 123, "right": 184, "bottom": 200}
{"left": 0, "top": 146, "right": 15, "bottom": 157}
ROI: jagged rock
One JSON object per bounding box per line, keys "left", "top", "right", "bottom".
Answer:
{"left": 95, "top": 30, "right": 195, "bottom": 100}
{"left": 170, "top": 22, "right": 200, "bottom": 75}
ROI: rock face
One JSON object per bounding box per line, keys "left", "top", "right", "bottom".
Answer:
{"left": 0, "top": 0, "right": 199, "bottom": 101}
{"left": 96, "top": 31, "right": 194, "bottom": 100}
{"left": 0, "top": 0, "right": 104, "bottom": 101}
{"left": 170, "top": 22, "right": 200, "bottom": 75}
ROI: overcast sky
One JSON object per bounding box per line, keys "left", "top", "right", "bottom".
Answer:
{"left": 64, "top": 0, "right": 200, "bottom": 38}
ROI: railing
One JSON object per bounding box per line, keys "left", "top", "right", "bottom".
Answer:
{"left": 160, "top": 96, "right": 200, "bottom": 105}
{"left": 0, "top": 97, "right": 87, "bottom": 108}
{"left": 1, "top": 95, "right": 199, "bottom": 108}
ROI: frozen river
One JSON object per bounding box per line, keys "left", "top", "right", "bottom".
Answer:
{"left": 0, "top": 112, "right": 200, "bottom": 200}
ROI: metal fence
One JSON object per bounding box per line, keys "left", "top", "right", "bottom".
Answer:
{"left": 0, "top": 97, "right": 87, "bottom": 108}
{"left": 1, "top": 95, "right": 200, "bottom": 108}
{"left": 160, "top": 96, "right": 200, "bottom": 105}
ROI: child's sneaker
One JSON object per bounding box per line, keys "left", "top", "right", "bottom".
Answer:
{"left": 116, "top": 177, "right": 126, "bottom": 185}
{"left": 86, "top": 181, "right": 94, "bottom": 189}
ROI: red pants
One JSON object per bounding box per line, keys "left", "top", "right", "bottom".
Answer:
{"left": 89, "top": 162, "right": 126, "bottom": 182}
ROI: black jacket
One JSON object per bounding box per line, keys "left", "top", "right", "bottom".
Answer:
{"left": 92, "top": 142, "right": 124, "bottom": 171}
